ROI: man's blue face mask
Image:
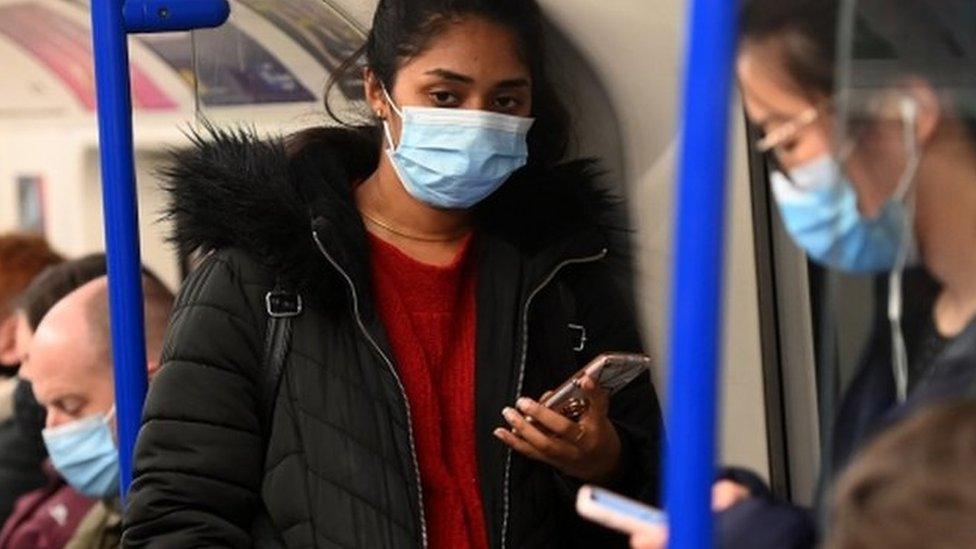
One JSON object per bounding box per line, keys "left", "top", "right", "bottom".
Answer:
{"left": 43, "top": 406, "right": 119, "bottom": 499}
{"left": 381, "top": 86, "right": 535, "bottom": 209}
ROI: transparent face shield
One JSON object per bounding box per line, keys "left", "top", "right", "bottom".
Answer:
{"left": 832, "top": 0, "right": 976, "bottom": 407}
{"left": 167, "top": 0, "right": 367, "bottom": 126}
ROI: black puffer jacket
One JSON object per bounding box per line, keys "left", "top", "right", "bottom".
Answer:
{"left": 122, "top": 127, "right": 663, "bottom": 548}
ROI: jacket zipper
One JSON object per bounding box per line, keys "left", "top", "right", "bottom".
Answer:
{"left": 312, "top": 230, "right": 429, "bottom": 549}
{"left": 499, "top": 248, "right": 608, "bottom": 549}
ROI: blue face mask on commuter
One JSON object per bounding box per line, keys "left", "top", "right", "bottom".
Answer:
{"left": 382, "top": 87, "right": 535, "bottom": 209}
{"left": 772, "top": 98, "right": 922, "bottom": 402}
{"left": 43, "top": 407, "right": 119, "bottom": 499}
{"left": 769, "top": 98, "right": 921, "bottom": 274}
{"left": 769, "top": 156, "right": 909, "bottom": 273}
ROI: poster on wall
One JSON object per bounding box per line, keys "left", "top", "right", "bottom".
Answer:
{"left": 139, "top": 22, "right": 316, "bottom": 107}
{"left": 16, "top": 175, "right": 46, "bottom": 234}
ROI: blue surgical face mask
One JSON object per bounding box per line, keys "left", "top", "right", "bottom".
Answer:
{"left": 770, "top": 155, "right": 910, "bottom": 273}
{"left": 43, "top": 407, "right": 119, "bottom": 499}
{"left": 382, "top": 87, "right": 534, "bottom": 209}
{"left": 774, "top": 98, "right": 921, "bottom": 403}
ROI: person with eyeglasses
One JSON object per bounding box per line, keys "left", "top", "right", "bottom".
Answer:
{"left": 631, "top": 0, "right": 976, "bottom": 547}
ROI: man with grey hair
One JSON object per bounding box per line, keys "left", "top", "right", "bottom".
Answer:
{"left": 19, "top": 273, "right": 173, "bottom": 549}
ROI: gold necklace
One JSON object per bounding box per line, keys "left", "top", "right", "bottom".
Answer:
{"left": 360, "top": 210, "right": 471, "bottom": 243}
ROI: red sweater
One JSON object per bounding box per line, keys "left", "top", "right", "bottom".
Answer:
{"left": 368, "top": 234, "right": 488, "bottom": 549}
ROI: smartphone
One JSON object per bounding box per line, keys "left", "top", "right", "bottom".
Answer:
{"left": 541, "top": 352, "right": 651, "bottom": 420}
{"left": 576, "top": 485, "right": 666, "bottom": 534}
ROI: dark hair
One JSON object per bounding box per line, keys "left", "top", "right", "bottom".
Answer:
{"left": 740, "top": 0, "right": 976, "bottom": 136}
{"left": 291, "top": 0, "right": 570, "bottom": 169}
{"left": 739, "top": 0, "right": 839, "bottom": 97}
{"left": 14, "top": 254, "right": 107, "bottom": 330}
{"left": 827, "top": 400, "right": 976, "bottom": 549}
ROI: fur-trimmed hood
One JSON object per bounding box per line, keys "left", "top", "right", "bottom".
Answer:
{"left": 162, "top": 125, "right": 626, "bottom": 296}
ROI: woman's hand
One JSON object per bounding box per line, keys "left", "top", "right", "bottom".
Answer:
{"left": 493, "top": 375, "right": 621, "bottom": 483}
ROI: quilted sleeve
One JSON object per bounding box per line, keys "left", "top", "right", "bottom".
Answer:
{"left": 123, "top": 250, "right": 267, "bottom": 548}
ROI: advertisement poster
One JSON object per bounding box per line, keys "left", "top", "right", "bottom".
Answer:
{"left": 139, "top": 22, "right": 316, "bottom": 106}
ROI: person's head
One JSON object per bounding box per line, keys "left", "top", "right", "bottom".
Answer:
{"left": 300, "top": 0, "right": 569, "bottom": 173}
{"left": 826, "top": 400, "right": 976, "bottom": 549}
{"left": 738, "top": 0, "right": 976, "bottom": 274}
{"left": 0, "top": 234, "right": 62, "bottom": 367}
{"left": 20, "top": 272, "right": 174, "bottom": 429}
{"left": 3, "top": 254, "right": 108, "bottom": 439}
{"left": 738, "top": 0, "right": 837, "bottom": 170}
{"left": 19, "top": 272, "right": 172, "bottom": 499}
{"left": 3, "top": 254, "right": 107, "bottom": 371}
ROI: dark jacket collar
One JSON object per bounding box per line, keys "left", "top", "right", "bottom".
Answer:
{"left": 164, "top": 125, "right": 623, "bottom": 300}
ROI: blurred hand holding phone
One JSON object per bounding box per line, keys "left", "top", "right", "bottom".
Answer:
{"left": 577, "top": 480, "right": 753, "bottom": 549}
{"left": 576, "top": 485, "right": 667, "bottom": 537}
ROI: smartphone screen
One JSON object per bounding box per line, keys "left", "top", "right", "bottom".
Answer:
{"left": 594, "top": 355, "right": 652, "bottom": 393}
{"left": 588, "top": 488, "right": 666, "bottom": 525}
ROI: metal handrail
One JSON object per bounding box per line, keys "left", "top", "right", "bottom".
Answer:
{"left": 90, "top": 0, "right": 229, "bottom": 500}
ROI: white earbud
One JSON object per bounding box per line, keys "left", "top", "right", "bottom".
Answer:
{"left": 900, "top": 96, "right": 918, "bottom": 126}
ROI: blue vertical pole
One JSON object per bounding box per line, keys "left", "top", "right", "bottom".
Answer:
{"left": 90, "top": 0, "right": 229, "bottom": 500}
{"left": 90, "top": 0, "right": 146, "bottom": 500}
{"left": 665, "top": 0, "right": 738, "bottom": 547}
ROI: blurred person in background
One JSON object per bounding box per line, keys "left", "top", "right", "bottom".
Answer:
{"left": 0, "top": 255, "right": 107, "bottom": 549}
{"left": 631, "top": 0, "right": 976, "bottom": 547}
{"left": 826, "top": 400, "right": 976, "bottom": 549}
{"left": 19, "top": 272, "right": 173, "bottom": 549}
{"left": 0, "top": 233, "right": 62, "bottom": 522}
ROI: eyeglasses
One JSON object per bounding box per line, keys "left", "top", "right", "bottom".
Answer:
{"left": 755, "top": 106, "right": 822, "bottom": 154}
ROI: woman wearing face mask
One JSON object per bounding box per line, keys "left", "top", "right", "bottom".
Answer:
{"left": 123, "top": 1, "right": 663, "bottom": 547}
{"left": 631, "top": 0, "right": 976, "bottom": 548}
